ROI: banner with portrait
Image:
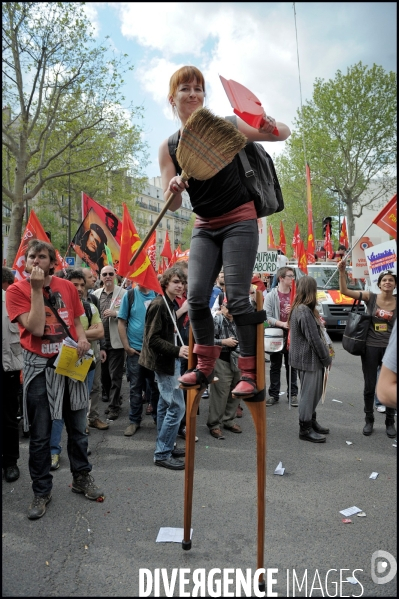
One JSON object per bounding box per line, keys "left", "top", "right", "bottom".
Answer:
{"left": 71, "top": 208, "right": 120, "bottom": 275}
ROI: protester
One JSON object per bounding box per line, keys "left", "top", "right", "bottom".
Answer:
{"left": 160, "top": 65, "right": 290, "bottom": 397}
{"left": 2, "top": 267, "right": 23, "bottom": 483}
{"left": 264, "top": 267, "right": 298, "bottom": 406}
{"left": 288, "top": 276, "right": 332, "bottom": 443}
{"left": 117, "top": 283, "right": 158, "bottom": 437}
{"left": 207, "top": 301, "right": 242, "bottom": 439}
{"left": 338, "top": 261, "right": 397, "bottom": 437}
{"left": 376, "top": 321, "right": 397, "bottom": 409}
{"left": 139, "top": 267, "right": 189, "bottom": 470}
{"left": 93, "top": 266, "right": 126, "bottom": 420}
{"left": 6, "top": 240, "right": 103, "bottom": 519}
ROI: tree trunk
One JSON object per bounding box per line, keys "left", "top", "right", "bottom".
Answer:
{"left": 7, "top": 199, "right": 25, "bottom": 267}
{"left": 346, "top": 200, "right": 354, "bottom": 242}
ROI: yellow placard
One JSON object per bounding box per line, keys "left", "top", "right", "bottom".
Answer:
{"left": 55, "top": 345, "right": 93, "bottom": 382}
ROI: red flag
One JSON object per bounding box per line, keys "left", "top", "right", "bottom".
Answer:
{"left": 169, "top": 245, "right": 181, "bottom": 267}
{"left": 297, "top": 240, "right": 308, "bottom": 274}
{"left": 118, "top": 204, "right": 163, "bottom": 294}
{"left": 71, "top": 208, "right": 120, "bottom": 275}
{"left": 160, "top": 231, "right": 172, "bottom": 261}
{"left": 372, "top": 194, "right": 397, "bottom": 239}
{"left": 146, "top": 231, "right": 157, "bottom": 271}
{"left": 175, "top": 248, "right": 190, "bottom": 262}
{"left": 324, "top": 223, "right": 334, "bottom": 259}
{"left": 12, "top": 209, "right": 67, "bottom": 280}
{"left": 157, "top": 257, "right": 166, "bottom": 275}
{"left": 339, "top": 217, "right": 349, "bottom": 249}
{"left": 279, "top": 221, "right": 287, "bottom": 254}
{"left": 268, "top": 224, "right": 277, "bottom": 249}
{"left": 292, "top": 223, "right": 301, "bottom": 259}
{"left": 82, "top": 192, "right": 122, "bottom": 244}
{"left": 306, "top": 164, "right": 316, "bottom": 263}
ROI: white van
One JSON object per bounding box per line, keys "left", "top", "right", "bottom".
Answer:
{"left": 293, "top": 263, "right": 365, "bottom": 333}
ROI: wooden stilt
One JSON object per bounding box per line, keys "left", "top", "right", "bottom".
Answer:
{"left": 242, "top": 289, "right": 266, "bottom": 591}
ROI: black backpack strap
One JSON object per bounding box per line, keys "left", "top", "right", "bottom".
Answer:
{"left": 168, "top": 130, "right": 181, "bottom": 174}
{"left": 225, "top": 115, "right": 255, "bottom": 179}
{"left": 127, "top": 288, "right": 135, "bottom": 319}
{"left": 82, "top": 300, "right": 92, "bottom": 328}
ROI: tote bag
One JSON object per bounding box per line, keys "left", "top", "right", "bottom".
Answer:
{"left": 342, "top": 293, "right": 372, "bottom": 356}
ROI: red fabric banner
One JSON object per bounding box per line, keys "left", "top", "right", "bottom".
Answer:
{"left": 160, "top": 231, "right": 172, "bottom": 261}
{"left": 82, "top": 192, "right": 122, "bottom": 245}
{"left": 268, "top": 224, "right": 277, "bottom": 249}
{"left": 146, "top": 231, "right": 157, "bottom": 271}
{"left": 12, "top": 210, "right": 67, "bottom": 280}
{"left": 279, "top": 221, "right": 287, "bottom": 255}
{"left": 118, "top": 204, "right": 163, "bottom": 294}
{"left": 297, "top": 240, "right": 308, "bottom": 274}
{"left": 339, "top": 216, "right": 349, "bottom": 249}
{"left": 71, "top": 208, "right": 120, "bottom": 275}
{"left": 292, "top": 223, "right": 301, "bottom": 259}
{"left": 372, "top": 194, "right": 397, "bottom": 239}
{"left": 324, "top": 223, "right": 334, "bottom": 259}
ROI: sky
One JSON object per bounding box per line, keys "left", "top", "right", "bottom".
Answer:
{"left": 84, "top": 2, "right": 397, "bottom": 179}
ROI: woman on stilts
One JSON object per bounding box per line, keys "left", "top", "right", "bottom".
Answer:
{"left": 159, "top": 66, "right": 290, "bottom": 394}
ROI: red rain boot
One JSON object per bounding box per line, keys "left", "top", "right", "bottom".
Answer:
{"left": 178, "top": 344, "right": 221, "bottom": 388}
{"left": 232, "top": 356, "right": 258, "bottom": 396}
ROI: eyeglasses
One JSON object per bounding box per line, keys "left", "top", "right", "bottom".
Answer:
{"left": 284, "top": 274, "right": 295, "bottom": 279}
{"left": 101, "top": 272, "right": 115, "bottom": 277}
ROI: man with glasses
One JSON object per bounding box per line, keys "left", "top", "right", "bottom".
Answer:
{"left": 93, "top": 267, "right": 126, "bottom": 420}
{"left": 6, "top": 240, "right": 103, "bottom": 519}
{"left": 264, "top": 267, "right": 299, "bottom": 407}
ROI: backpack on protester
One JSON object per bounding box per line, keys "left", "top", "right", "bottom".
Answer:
{"left": 168, "top": 118, "right": 284, "bottom": 218}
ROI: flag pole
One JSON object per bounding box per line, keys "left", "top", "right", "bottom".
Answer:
{"left": 322, "top": 221, "right": 374, "bottom": 288}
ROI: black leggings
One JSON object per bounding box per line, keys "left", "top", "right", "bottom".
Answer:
{"left": 361, "top": 344, "right": 395, "bottom": 417}
{"left": 187, "top": 219, "right": 259, "bottom": 356}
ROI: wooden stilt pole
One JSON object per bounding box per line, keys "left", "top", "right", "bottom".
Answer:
{"left": 242, "top": 289, "right": 266, "bottom": 591}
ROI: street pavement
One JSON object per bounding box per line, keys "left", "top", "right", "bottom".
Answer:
{"left": 2, "top": 335, "right": 397, "bottom": 597}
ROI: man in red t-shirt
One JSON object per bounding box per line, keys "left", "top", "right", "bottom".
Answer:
{"left": 6, "top": 240, "right": 104, "bottom": 520}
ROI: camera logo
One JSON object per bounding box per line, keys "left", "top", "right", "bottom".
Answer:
{"left": 371, "top": 550, "right": 397, "bottom": 585}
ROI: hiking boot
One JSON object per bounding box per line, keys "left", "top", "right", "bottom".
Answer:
{"left": 27, "top": 495, "right": 52, "bottom": 520}
{"left": 72, "top": 472, "right": 103, "bottom": 500}
{"left": 50, "top": 454, "right": 60, "bottom": 470}
{"left": 299, "top": 420, "right": 326, "bottom": 443}
{"left": 89, "top": 418, "right": 109, "bottom": 430}
{"left": 124, "top": 423, "right": 140, "bottom": 437}
{"left": 312, "top": 412, "right": 330, "bottom": 434}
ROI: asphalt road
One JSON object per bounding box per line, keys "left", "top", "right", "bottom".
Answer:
{"left": 2, "top": 335, "right": 397, "bottom": 598}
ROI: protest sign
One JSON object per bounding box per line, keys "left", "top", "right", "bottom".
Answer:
{"left": 364, "top": 240, "right": 397, "bottom": 293}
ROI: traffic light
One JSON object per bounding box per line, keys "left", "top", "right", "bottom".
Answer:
{"left": 322, "top": 217, "right": 332, "bottom": 238}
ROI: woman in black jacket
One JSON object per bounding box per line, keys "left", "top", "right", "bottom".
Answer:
{"left": 288, "top": 276, "right": 332, "bottom": 443}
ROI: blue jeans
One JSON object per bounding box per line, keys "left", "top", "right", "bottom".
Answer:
{"left": 50, "top": 371, "right": 95, "bottom": 455}
{"left": 188, "top": 219, "right": 259, "bottom": 356}
{"left": 27, "top": 371, "right": 91, "bottom": 496}
{"left": 154, "top": 360, "right": 185, "bottom": 462}
{"left": 126, "top": 354, "right": 159, "bottom": 425}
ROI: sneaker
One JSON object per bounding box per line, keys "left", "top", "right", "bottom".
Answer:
{"left": 377, "top": 405, "right": 386, "bottom": 413}
{"left": 72, "top": 472, "right": 103, "bottom": 500}
{"left": 266, "top": 397, "right": 278, "bottom": 406}
{"left": 202, "top": 389, "right": 209, "bottom": 399}
{"left": 50, "top": 454, "right": 60, "bottom": 470}
{"left": 177, "top": 427, "right": 198, "bottom": 442}
{"left": 124, "top": 423, "right": 140, "bottom": 437}
{"left": 89, "top": 417, "right": 109, "bottom": 430}
{"left": 289, "top": 396, "right": 299, "bottom": 407}
{"left": 27, "top": 494, "right": 52, "bottom": 520}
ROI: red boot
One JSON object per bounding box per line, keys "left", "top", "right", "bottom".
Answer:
{"left": 178, "top": 344, "right": 221, "bottom": 388}
{"left": 232, "top": 356, "right": 257, "bottom": 396}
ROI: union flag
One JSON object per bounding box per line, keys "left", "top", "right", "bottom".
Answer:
{"left": 297, "top": 240, "right": 308, "bottom": 274}
{"left": 12, "top": 209, "right": 67, "bottom": 280}
{"left": 279, "top": 221, "right": 287, "bottom": 255}
{"left": 292, "top": 223, "right": 301, "bottom": 259}
{"left": 339, "top": 217, "right": 349, "bottom": 249}
{"left": 372, "top": 194, "right": 397, "bottom": 239}
{"left": 118, "top": 204, "right": 162, "bottom": 294}
{"left": 268, "top": 224, "right": 277, "bottom": 249}
{"left": 160, "top": 230, "right": 172, "bottom": 261}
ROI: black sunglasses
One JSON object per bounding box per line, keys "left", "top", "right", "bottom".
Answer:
{"left": 101, "top": 272, "right": 115, "bottom": 277}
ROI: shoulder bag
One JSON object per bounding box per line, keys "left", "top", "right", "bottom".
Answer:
{"left": 342, "top": 293, "right": 372, "bottom": 356}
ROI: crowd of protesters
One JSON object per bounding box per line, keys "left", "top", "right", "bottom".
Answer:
{"left": 2, "top": 239, "right": 396, "bottom": 519}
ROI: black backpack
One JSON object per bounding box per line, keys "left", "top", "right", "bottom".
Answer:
{"left": 225, "top": 115, "right": 284, "bottom": 217}
{"left": 82, "top": 299, "right": 93, "bottom": 327}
